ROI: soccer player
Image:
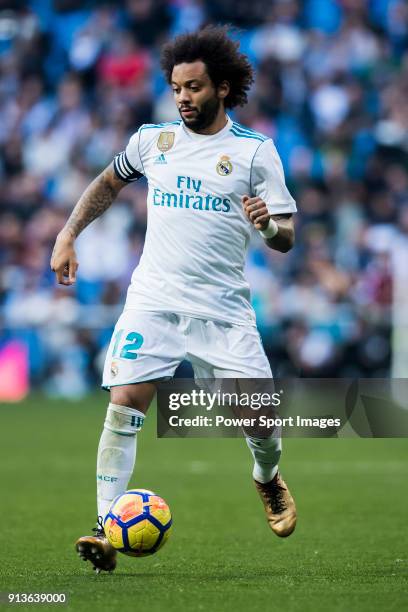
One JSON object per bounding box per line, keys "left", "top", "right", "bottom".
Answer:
{"left": 51, "top": 26, "right": 297, "bottom": 573}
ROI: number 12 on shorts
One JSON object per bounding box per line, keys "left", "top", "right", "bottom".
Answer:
{"left": 112, "top": 329, "right": 144, "bottom": 360}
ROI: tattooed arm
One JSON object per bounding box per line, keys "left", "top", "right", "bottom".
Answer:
{"left": 51, "top": 163, "right": 126, "bottom": 285}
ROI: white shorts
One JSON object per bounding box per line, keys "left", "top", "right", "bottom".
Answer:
{"left": 102, "top": 309, "right": 272, "bottom": 389}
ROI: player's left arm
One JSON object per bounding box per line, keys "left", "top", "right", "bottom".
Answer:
{"left": 244, "top": 138, "right": 297, "bottom": 253}
{"left": 242, "top": 197, "right": 294, "bottom": 253}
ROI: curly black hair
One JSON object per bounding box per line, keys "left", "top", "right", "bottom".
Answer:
{"left": 160, "top": 25, "right": 254, "bottom": 109}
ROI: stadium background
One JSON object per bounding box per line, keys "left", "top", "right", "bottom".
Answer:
{"left": 0, "top": 3, "right": 407, "bottom": 610}
{"left": 0, "top": 0, "right": 407, "bottom": 399}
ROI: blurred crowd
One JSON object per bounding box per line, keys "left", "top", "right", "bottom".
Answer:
{"left": 0, "top": 0, "right": 407, "bottom": 396}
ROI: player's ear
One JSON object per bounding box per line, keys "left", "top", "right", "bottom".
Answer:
{"left": 217, "top": 80, "right": 230, "bottom": 100}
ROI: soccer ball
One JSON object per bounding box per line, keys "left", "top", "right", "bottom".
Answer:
{"left": 104, "top": 489, "right": 172, "bottom": 557}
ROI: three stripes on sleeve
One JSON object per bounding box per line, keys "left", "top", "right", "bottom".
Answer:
{"left": 113, "top": 151, "right": 143, "bottom": 182}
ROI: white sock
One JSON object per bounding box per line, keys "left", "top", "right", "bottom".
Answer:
{"left": 246, "top": 435, "right": 282, "bottom": 484}
{"left": 96, "top": 402, "right": 145, "bottom": 521}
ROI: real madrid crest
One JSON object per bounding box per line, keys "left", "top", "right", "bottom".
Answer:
{"left": 157, "top": 131, "right": 175, "bottom": 152}
{"left": 216, "top": 155, "right": 233, "bottom": 176}
{"left": 111, "top": 361, "right": 118, "bottom": 377}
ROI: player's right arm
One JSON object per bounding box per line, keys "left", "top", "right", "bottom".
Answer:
{"left": 50, "top": 163, "right": 127, "bottom": 286}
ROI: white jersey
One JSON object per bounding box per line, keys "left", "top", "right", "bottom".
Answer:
{"left": 113, "top": 116, "right": 296, "bottom": 326}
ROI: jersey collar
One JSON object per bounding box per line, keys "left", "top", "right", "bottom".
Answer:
{"left": 181, "top": 115, "right": 232, "bottom": 141}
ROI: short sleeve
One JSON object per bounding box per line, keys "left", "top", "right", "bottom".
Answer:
{"left": 113, "top": 129, "right": 144, "bottom": 182}
{"left": 251, "top": 139, "right": 297, "bottom": 214}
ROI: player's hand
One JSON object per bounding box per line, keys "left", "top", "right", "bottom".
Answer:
{"left": 50, "top": 230, "right": 79, "bottom": 286}
{"left": 242, "top": 195, "right": 270, "bottom": 230}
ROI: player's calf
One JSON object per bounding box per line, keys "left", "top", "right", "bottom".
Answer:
{"left": 97, "top": 402, "right": 145, "bottom": 522}
{"left": 77, "top": 400, "right": 146, "bottom": 572}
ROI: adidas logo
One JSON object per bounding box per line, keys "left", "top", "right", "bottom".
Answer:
{"left": 154, "top": 153, "right": 167, "bottom": 164}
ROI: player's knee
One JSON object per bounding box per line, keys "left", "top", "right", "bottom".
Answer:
{"left": 110, "top": 383, "right": 155, "bottom": 414}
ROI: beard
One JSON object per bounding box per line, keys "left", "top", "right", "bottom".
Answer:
{"left": 179, "top": 96, "right": 221, "bottom": 131}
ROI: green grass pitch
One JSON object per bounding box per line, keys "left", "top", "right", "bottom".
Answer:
{"left": 0, "top": 393, "right": 407, "bottom": 611}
